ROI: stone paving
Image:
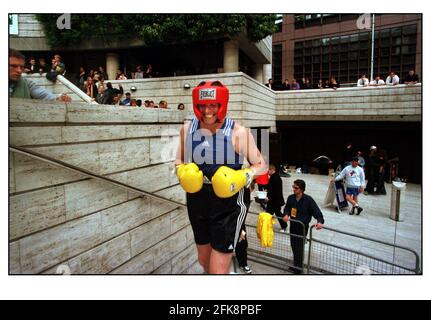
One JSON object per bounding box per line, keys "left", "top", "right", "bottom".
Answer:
{"left": 243, "top": 172, "right": 422, "bottom": 275}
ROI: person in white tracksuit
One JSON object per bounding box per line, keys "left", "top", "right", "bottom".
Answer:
{"left": 331, "top": 157, "right": 366, "bottom": 215}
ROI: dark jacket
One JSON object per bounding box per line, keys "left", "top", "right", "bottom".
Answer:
{"left": 283, "top": 193, "right": 324, "bottom": 225}
{"left": 267, "top": 172, "right": 285, "bottom": 207}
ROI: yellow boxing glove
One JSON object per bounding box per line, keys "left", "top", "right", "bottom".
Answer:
{"left": 211, "top": 166, "right": 254, "bottom": 198}
{"left": 176, "top": 163, "right": 204, "bottom": 193}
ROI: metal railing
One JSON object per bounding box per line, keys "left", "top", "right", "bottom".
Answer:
{"left": 9, "top": 145, "right": 185, "bottom": 209}
{"left": 307, "top": 225, "right": 420, "bottom": 275}
{"left": 56, "top": 75, "right": 98, "bottom": 104}
{"left": 245, "top": 211, "right": 421, "bottom": 275}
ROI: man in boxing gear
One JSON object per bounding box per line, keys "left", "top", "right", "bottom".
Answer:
{"left": 175, "top": 80, "right": 267, "bottom": 274}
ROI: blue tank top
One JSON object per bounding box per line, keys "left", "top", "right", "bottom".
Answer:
{"left": 185, "top": 117, "right": 243, "bottom": 179}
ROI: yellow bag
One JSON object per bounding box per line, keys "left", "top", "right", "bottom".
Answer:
{"left": 256, "top": 212, "right": 275, "bottom": 248}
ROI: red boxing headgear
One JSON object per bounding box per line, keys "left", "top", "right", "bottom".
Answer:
{"left": 192, "top": 81, "right": 229, "bottom": 121}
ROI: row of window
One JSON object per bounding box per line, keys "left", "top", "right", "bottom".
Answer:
{"left": 287, "top": 24, "right": 417, "bottom": 84}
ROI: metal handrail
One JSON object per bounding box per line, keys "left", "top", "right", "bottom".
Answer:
{"left": 56, "top": 75, "right": 97, "bottom": 104}
{"left": 9, "top": 145, "right": 186, "bottom": 209}
{"left": 307, "top": 225, "right": 421, "bottom": 274}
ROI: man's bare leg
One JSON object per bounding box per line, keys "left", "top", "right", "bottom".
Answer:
{"left": 209, "top": 249, "right": 233, "bottom": 274}
{"left": 196, "top": 244, "right": 212, "bottom": 273}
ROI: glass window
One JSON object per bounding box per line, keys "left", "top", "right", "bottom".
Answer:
{"left": 349, "top": 52, "right": 358, "bottom": 60}
{"left": 295, "top": 41, "right": 304, "bottom": 50}
{"left": 402, "top": 35, "right": 417, "bottom": 45}
{"left": 380, "top": 37, "right": 390, "bottom": 47}
{"left": 304, "top": 48, "right": 312, "bottom": 56}
{"left": 380, "top": 57, "right": 389, "bottom": 66}
{"left": 312, "top": 39, "right": 321, "bottom": 47}
{"left": 340, "top": 43, "right": 349, "bottom": 52}
{"left": 340, "top": 35, "right": 349, "bottom": 43}
{"left": 381, "top": 47, "right": 390, "bottom": 56}
{"left": 313, "top": 55, "right": 321, "bottom": 63}
{"left": 392, "top": 46, "right": 400, "bottom": 55}
{"left": 321, "top": 38, "right": 330, "bottom": 46}
{"left": 391, "top": 56, "right": 401, "bottom": 65}
{"left": 304, "top": 56, "right": 312, "bottom": 64}
{"left": 391, "top": 27, "right": 401, "bottom": 37}
{"left": 359, "top": 32, "right": 369, "bottom": 41}
{"left": 331, "top": 44, "right": 339, "bottom": 53}
{"left": 294, "top": 65, "right": 303, "bottom": 74}
{"left": 350, "top": 34, "right": 359, "bottom": 43}
{"left": 392, "top": 36, "right": 402, "bottom": 46}
{"left": 294, "top": 56, "right": 303, "bottom": 65}
{"left": 359, "top": 59, "right": 369, "bottom": 68}
{"left": 312, "top": 47, "right": 320, "bottom": 55}
{"left": 402, "top": 55, "right": 415, "bottom": 64}
{"left": 402, "top": 45, "right": 416, "bottom": 54}
{"left": 331, "top": 54, "right": 339, "bottom": 62}
{"left": 322, "top": 46, "right": 330, "bottom": 54}
{"left": 403, "top": 24, "right": 417, "bottom": 35}
{"left": 331, "top": 37, "right": 340, "bottom": 44}
{"left": 350, "top": 42, "right": 359, "bottom": 51}
{"left": 304, "top": 40, "right": 312, "bottom": 48}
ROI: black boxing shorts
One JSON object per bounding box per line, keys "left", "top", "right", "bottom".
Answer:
{"left": 186, "top": 184, "right": 250, "bottom": 253}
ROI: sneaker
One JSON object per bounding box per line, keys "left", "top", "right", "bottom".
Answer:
{"left": 280, "top": 228, "right": 286, "bottom": 233}
{"left": 288, "top": 266, "right": 303, "bottom": 274}
{"left": 356, "top": 206, "right": 363, "bottom": 215}
{"left": 349, "top": 207, "right": 356, "bottom": 215}
{"left": 240, "top": 266, "right": 252, "bottom": 274}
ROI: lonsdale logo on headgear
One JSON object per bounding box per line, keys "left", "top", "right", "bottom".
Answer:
{"left": 199, "top": 88, "right": 216, "bottom": 100}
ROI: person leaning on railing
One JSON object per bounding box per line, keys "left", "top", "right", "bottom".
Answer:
{"left": 9, "top": 49, "right": 71, "bottom": 102}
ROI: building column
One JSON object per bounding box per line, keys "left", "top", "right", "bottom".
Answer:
{"left": 263, "top": 64, "right": 272, "bottom": 84}
{"left": 223, "top": 39, "right": 239, "bottom": 73}
{"left": 253, "top": 63, "right": 264, "bottom": 83}
{"left": 106, "top": 53, "right": 119, "bottom": 81}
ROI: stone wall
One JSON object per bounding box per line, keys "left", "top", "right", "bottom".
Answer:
{"left": 9, "top": 98, "right": 196, "bottom": 274}
{"left": 276, "top": 84, "right": 422, "bottom": 122}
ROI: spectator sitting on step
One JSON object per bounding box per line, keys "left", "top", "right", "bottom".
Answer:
{"left": 9, "top": 49, "right": 71, "bottom": 102}
{"left": 46, "top": 54, "right": 66, "bottom": 82}
{"left": 102, "top": 82, "right": 124, "bottom": 105}
{"left": 303, "top": 78, "right": 312, "bottom": 90}
{"left": 98, "top": 66, "right": 108, "bottom": 81}
{"left": 385, "top": 71, "right": 400, "bottom": 86}
{"left": 357, "top": 74, "right": 369, "bottom": 87}
{"left": 159, "top": 100, "right": 168, "bottom": 109}
{"left": 121, "top": 92, "right": 132, "bottom": 106}
{"left": 281, "top": 79, "right": 290, "bottom": 91}
{"left": 130, "top": 99, "right": 137, "bottom": 107}
{"left": 136, "top": 99, "right": 142, "bottom": 107}
{"left": 329, "top": 77, "right": 340, "bottom": 90}
{"left": 177, "top": 103, "right": 185, "bottom": 110}
{"left": 38, "top": 58, "right": 49, "bottom": 74}
{"left": 315, "top": 79, "right": 324, "bottom": 89}
{"left": 369, "top": 75, "right": 385, "bottom": 86}
{"left": 290, "top": 79, "right": 300, "bottom": 90}
{"left": 403, "top": 69, "right": 419, "bottom": 85}
{"left": 134, "top": 65, "right": 144, "bottom": 79}
{"left": 24, "top": 57, "right": 38, "bottom": 74}
{"left": 85, "top": 76, "right": 98, "bottom": 100}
